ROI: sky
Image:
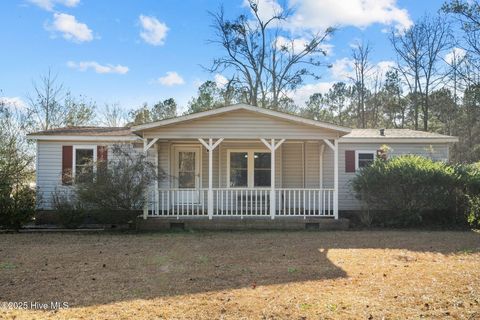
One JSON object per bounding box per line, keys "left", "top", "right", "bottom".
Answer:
{"left": 0, "top": 0, "right": 448, "bottom": 114}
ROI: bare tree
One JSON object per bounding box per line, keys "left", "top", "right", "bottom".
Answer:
{"left": 390, "top": 15, "right": 451, "bottom": 131}
{"left": 207, "top": 0, "right": 333, "bottom": 109}
{"left": 100, "top": 103, "right": 126, "bottom": 127}
{"left": 351, "top": 41, "right": 373, "bottom": 128}
{"left": 26, "top": 69, "right": 66, "bottom": 131}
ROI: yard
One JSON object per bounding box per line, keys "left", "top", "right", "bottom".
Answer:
{"left": 0, "top": 231, "right": 479, "bottom": 319}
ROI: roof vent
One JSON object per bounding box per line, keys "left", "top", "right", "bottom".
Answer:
{"left": 379, "top": 128, "right": 385, "bottom": 136}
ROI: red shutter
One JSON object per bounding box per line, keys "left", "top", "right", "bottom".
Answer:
{"left": 62, "top": 146, "right": 73, "bottom": 185}
{"left": 97, "top": 145, "right": 108, "bottom": 162}
{"left": 345, "top": 150, "right": 355, "bottom": 173}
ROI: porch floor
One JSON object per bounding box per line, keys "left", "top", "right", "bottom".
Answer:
{"left": 137, "top": 216, "right": 349, "bottom": 231}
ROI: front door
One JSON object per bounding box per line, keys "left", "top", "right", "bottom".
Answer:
{"left": 174, "top": 147, "right": 201, "bottom": 204}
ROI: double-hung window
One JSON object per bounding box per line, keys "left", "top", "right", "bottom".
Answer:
{"left": 73, "top": 146, "right": 96, "bottom": 183}
{"left": 355, "top": 150, "right": 376, "bottom": 170}
{"left": 228, "top": 150, "right": 271, "bottom": 188}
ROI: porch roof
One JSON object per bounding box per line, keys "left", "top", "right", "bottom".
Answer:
{"left": 131, "top": 104, "right": 352, "bottom": 134}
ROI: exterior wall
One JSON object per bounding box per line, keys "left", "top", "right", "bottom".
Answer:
{"left": 142, "top": 109, "right": 340, "bottom": 139}
{"left": 36, "top": 140, "right": 144, "bottom": 209}
{"left": 36, "top": 138, "right": 451, "bottom": 212}
{"left": 337, "top": 142, "right": 450, "bottom": 210}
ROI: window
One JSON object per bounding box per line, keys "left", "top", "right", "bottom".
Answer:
{"left": 230, "top": 152, "right": 248, "bottom": 187}
{"left": 73, "top": 146, "right": 96, "bottom": 183}
{"left": 178, "top": 151, "right": 196, "bottom": 188}
{"left": 355, "top": 151, "right": 376, "bottom": 170}
{"left": 228, "top": 150, "right": 271, "bottom": 188}
{"left": 254, "top": 152, "right": 271, "bottom": 187}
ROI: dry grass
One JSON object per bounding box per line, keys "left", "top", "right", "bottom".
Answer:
{"left": 0, "top": 230, "right": 479, "bottom": 319}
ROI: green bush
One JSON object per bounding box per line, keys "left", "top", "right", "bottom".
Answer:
{"left": 352, "top": 155, "right": 465, "bottom": 227}
{"left": 0, "top": 184, "right": 35, "bottom": 230}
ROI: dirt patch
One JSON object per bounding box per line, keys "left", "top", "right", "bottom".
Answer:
{"left": 0, "top": 231, "right": 479, "bottom": 319}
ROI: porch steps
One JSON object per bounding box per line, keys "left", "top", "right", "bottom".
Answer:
{"left": 137, "top": 217, "right": 349, "bottom": 231}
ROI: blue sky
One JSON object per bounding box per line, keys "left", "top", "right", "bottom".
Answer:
{"left": 0, "top": 0, "right": 447, "bottom": 114}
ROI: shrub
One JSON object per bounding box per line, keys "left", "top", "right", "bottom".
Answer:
{"left": 75, "top": 144, "right": 163, "bottom": 211}
{"left": 52, "top": 188, "right": 85, "bottom": 228}
{"left": 352, "top": 155, "right": 462, "bottom": 227}
{"left": 0, "top": 184, "right": 35, "bottom": 230}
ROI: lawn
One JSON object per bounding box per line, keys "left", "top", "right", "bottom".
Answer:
{"left": 0, "top": 231, "right": 479, "bottom": 319}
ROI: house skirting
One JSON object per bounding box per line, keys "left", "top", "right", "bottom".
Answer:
{"left": 136, "top": 216, "right": 349, "bottom": 231}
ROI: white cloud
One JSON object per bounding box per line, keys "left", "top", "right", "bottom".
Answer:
{"left": 139, "top": 15, "right": 168, "bottom": 46}
{"left": 47, "top": 13, "right": 93, "bottom": 42}
{"left": 445, "top": 47, "right": 466, "bottom": 65}
{"left": 29, "top": 0, "right": 80, "bottom": 11}
{"left": 0, "top": 96, "right": 27, "bottom": 110}
{"left": 214, "top": 74, "right": 228, "bottom": 87}
{"left": 291, "top": 82, "right": 334, "bottom": 106}
{"left": 67, "top": 61, "right": 129, "bottom": 74}
{"left": 243, "top": 0, "right": 284, "bottom": 23}
{"left": 287, "top": 0, "right": 412, "bottom": 32}
{"left": 155, "top": 71, "right": 185, "bottom": 86}
{"left": 330, "top": 58, "right": 355, "bottom": 80}
{"left": 275, "top": 36, "right": 334, "bottom": 56}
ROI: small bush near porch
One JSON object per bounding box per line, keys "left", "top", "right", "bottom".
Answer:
{"left": 0, "top": 231, "right": 478, "bottom": 319}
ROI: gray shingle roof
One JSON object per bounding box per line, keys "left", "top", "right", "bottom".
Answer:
{"left": 344, "top": 129, "right": 455, "bottom": 139}
{"left": 28, "top": 126, "right": 135, "bottom": 136}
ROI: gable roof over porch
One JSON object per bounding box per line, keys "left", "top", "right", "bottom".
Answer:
{"left": 132, "top": 103, "right": 351, "bottom": 140}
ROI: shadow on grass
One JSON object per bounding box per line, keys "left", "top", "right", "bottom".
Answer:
{"left": 0, "top": 230, "right": 478, "bottom": 308}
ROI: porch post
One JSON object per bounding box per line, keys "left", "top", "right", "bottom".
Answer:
{"left": 261, "top": 138, "right": 285, "bottom": 220}
{"left": 198, "top": 138, "right": 223, "bottom": 219}
{"left": 333, "top": 139, "right": 339, "bottom": 219}
{"left": 208, "top": 139, "right": 213, "bottom": 220}
{"left": 270, "top": 139, "right": 276, "bottom": 220}
{"left": 143, "top": 139, "right": 148, "bottom": 220}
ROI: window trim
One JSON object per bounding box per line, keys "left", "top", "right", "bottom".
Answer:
{"left": 355, "top": 150, "right": 376, "bottom": 171}
{"left": 72, "top": 145, "right": 97, "bottom": 183}
{"left": 226, "top": 148, "right": 270, "bottom": 188}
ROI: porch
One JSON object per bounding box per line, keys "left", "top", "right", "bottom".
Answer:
{"left": 142, "top": 137, "right": 339, "bottom": 220}
{"left": 133, "top": 105, "right": 348, "bottom": 220}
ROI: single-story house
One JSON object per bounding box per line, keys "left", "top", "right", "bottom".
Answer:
{"left": 28, "top": 103, "right": 458, "bottom": 223}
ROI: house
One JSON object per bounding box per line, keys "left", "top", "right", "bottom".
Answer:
{"left": 28, "top": 104, "right": 458, "bottom": 226}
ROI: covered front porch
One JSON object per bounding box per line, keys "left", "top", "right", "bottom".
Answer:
{"left": 142, "top": 137, "right": 339, "bottom": 220}
{"left": 132, "top": 105, "right": 349, "bottom": 220}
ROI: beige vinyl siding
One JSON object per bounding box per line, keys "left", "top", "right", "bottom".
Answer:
{"left": 338, "top": 142, "right": 450, "bottom": 210}
{"left": 142, "top": 109, "right": 340, "bottom": 140}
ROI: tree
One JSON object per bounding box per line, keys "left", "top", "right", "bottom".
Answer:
{"left": 26, "top": 70, "right": 66, "bottom": 131}
{"left": 351, "top": 41, "right": 373, "bottom": 128}
{"left": 128, "top": 98, "right": 178, "bottom": 125}
{"left": 381, "top": 70, "right": 408, "bottom": 128}
{"left": 151, "top": 98, "right": 177, "bottom": 120}
{"left": 390, "top": 15, "right": 451, "bottom": 131}
{"left": 324, "top": 82, "right": 352, "bottom": 126}
{"left": 100, "top": 103, "right": 126, "bottom": 127}
{"left": 64, "top": 93, "right": 96, "bottom": 126}
{"left": 208, "top": 0, "right": 333, "bottom": 108}
{"left": 302, "top": 93, "right": 335, "bottom": 122}
{"left": 0, "top": 98, "right": 35, "bottom": 230}
{"left": 186, "top": 81, "right": 224, "bottom": 114}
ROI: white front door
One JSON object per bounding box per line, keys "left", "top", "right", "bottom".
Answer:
{"left": 174, "top": 147, "right": 201, "bottom": 204}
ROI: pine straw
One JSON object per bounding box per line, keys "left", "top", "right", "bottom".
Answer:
{"left": 0, "top": 231, "right": 479, "bottom": 319}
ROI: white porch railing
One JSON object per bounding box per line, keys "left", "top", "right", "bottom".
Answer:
{"left": 146, "top": 187, "right": 335, "bottom": 218}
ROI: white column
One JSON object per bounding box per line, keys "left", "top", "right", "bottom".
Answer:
{"left": 143, "top": 139, "right": 148, "bottom": 220}
{"left": 198, "top": 138, "right": 223, "bottom": 220}
{"left": 319, "top": 143, "right": 325, "bottom": 189}
{"left": 155, "top": 143, "right": 159, "bottom": 216}
{"left": 261, "top": 138, "right": 285, "bottom": 220}
{"left": 333, "top": 139, "right": 339, "bottom": 219}
{"left": 208, "top": 139, "right": 214, "bottom": 219}
{"left": 270, "top": 139, "right": 276, "bottom": 220}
